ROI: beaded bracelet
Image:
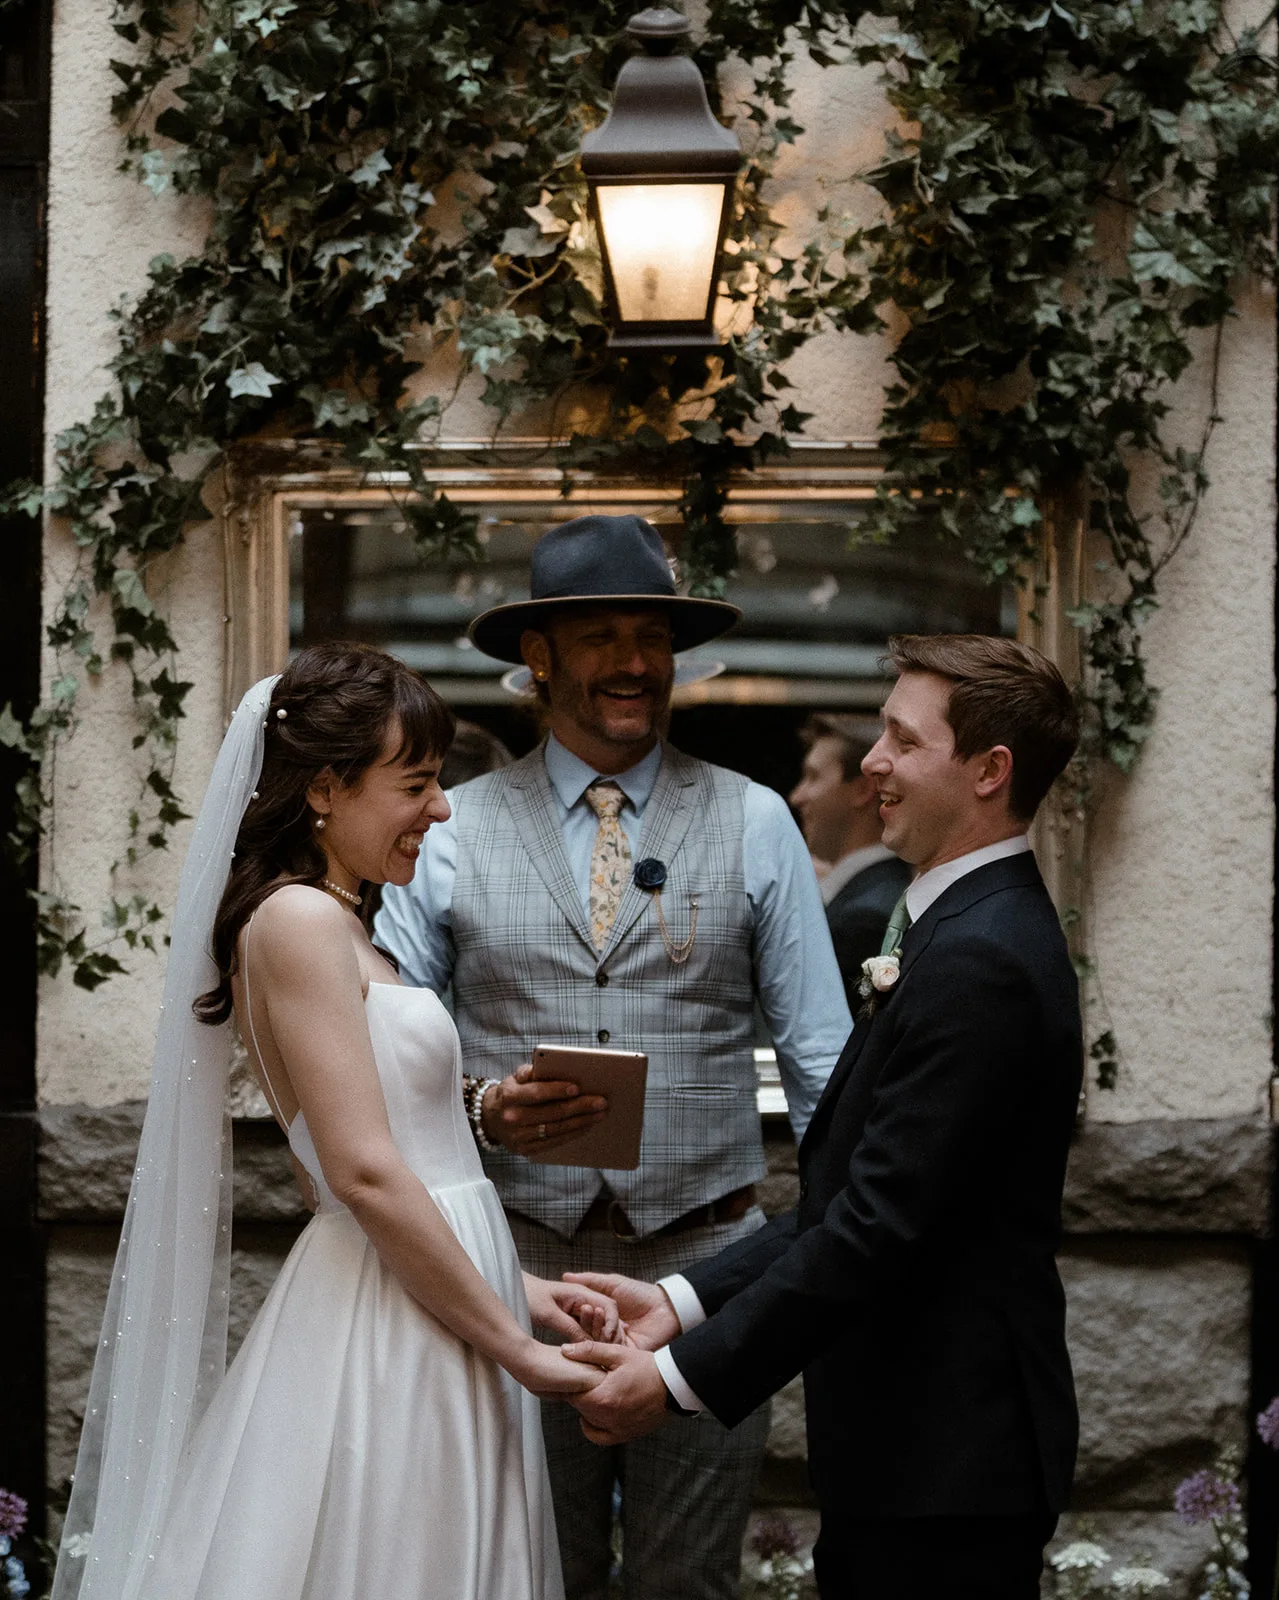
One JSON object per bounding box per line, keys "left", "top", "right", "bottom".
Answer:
{"left": 463, "top": 1075, "right": 502, "bottom": 1153}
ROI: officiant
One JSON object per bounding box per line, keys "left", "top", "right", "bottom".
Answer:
{"left": 376, "top": 514, "right": 851, "bottom": 1600}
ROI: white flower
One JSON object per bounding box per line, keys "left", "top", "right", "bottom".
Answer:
{"left": 1111, "top": 1564, "right": 1171, "bottom": 1593}
{"left": 62, "top": 1534, "right": 92, "bottom": 1559}
{"left": 1051, "top": 1539, "right": 1111, "bottom": 1572}
{"left": 861, "top": 954, "right": 900, "bottom": 993}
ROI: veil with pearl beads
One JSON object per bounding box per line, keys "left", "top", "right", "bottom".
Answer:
{"left": 51, "top": 675, "right": 280, "bottom": 1600}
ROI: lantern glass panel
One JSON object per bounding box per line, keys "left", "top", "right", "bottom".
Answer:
{"left": 596, "top": 182, "right": 725, "bottom": 322}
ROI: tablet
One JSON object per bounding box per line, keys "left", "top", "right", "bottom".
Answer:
{"left": 525, "top": 1044, "right": 648, "bottom": 1171}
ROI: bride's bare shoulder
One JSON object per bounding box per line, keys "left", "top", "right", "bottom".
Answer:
{"left": 248, "top": 885, "right": 353, "bottom": 966}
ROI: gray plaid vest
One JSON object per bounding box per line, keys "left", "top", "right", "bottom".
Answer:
{"left": 450, "top": 741, "right": 765, "bottom": 1238}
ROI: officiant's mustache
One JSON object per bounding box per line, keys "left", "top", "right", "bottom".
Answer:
{"left": 592, "top": 673, "right": 667, "bottom": 697}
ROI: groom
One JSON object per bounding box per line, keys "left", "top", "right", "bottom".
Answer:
{"left": 563, "top": 634, "right": 1083, "bottom": 1600}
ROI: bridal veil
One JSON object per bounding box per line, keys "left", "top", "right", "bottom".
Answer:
{"left": 51, "top": 675, "right": 279, "bottom": 1600}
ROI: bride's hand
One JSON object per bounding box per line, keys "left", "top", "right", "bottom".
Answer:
{"left": 509, "top": 1336, "right": 606, "bottom": 1399}
{"left": 561, "top": 1272, "right": 679, "bottom": 1351}
{"left": 524, "top": 1274, "right": 623, "bottom": 1344}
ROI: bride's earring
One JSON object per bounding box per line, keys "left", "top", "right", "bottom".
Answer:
{"left": 314, "top": 816, "right": 326, "bottom": 832}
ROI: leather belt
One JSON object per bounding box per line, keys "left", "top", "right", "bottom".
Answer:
{"left": 578, "top": 1184, "right": 756, "bottom": 1242}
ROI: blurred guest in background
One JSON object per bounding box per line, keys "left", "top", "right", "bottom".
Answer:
{"left": 441, "top": 719, "right": 514, "bottom": 788}
{"left": 789, "top": 713, "right": 911, "bottom": 1010}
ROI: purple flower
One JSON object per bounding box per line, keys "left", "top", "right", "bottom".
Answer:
{"left": 1174, "top": 1469, "right": 1241, "bottom": 1525}
{"left": 0, "top": 1491, "right": 26, "bottom": 1541}
{"left": 1258, "top": 1395, "right": 1279, "bottom": 1449}
{"left": 750, "top": 1513, "right": 800, "bottom": 1561}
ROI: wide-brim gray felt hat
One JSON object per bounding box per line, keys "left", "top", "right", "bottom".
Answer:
{"left": 468, "top": 514, "right": 741, "bottom": 665}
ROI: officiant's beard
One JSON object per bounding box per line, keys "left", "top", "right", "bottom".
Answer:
{"left": 534, "top": 611, "right": 676, "bottom": 763}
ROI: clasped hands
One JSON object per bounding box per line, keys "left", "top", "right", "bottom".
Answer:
{"left": 556, "top": 1272, "right": 684, "bottom": 1446}
{"left": 483, "top": 1070, "right": 682, "bottom": 1443}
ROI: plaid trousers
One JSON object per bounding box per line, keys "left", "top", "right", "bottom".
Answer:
{"left": 509, "top": 1208, "right": 773, "bottom": 1600}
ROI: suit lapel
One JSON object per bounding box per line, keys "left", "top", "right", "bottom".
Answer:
{"left": 598, "top": 743, "right": 698, "bottom": 960}
{"left": 504, "top": 747, "right": 596, "bottom": 954}
{"left": 799, "top": 851, "right": 1048, "bottom": 1158}
{"left": 896, "top": 850, "right": 1044, "bottom": 985}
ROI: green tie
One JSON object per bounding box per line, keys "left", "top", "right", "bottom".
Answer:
{"left": 880, "top": 890, "right": 911, "bottom": 957}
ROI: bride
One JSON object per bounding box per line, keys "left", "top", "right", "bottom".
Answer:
{"left": 51, "top": 642, "right": 617, "bottom": 1600}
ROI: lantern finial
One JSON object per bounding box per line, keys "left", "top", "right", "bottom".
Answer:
{"left": 626, "top": 8, "right": 693, "bottom": 53}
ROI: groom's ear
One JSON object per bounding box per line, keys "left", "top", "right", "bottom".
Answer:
{"left": 973, "top": 744, "right": 1014, "bottom": 804}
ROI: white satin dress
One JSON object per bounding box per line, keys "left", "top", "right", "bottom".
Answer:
{"left": 138, "top": 982, "right": 564, "bottom": 1600}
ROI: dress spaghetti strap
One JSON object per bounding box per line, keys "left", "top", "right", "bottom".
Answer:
{"left": 241, "top": 910, "right": 293, "bottom": 1133}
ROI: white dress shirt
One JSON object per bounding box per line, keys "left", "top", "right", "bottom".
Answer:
{"left": 654, "top": 831, "right": 1032, "bottom": 1413}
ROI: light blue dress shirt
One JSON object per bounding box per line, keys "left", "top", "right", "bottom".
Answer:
{"left": 375, "top": 733, "right": 852, "bottom": 1137}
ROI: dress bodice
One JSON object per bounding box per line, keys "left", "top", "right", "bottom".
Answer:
{"left": 287, "top": 985, "right": 483, "bottom": 1214}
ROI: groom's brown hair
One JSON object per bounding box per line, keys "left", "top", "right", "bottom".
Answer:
{"left": 886, "top": 634, "right": 1080, "bottom": 821}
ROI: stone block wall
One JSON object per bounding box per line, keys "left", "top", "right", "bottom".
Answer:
{"left": 41, "top": 1108, "right": 1272, "bottom": 1596}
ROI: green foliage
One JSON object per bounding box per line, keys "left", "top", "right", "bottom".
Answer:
{"left": 1, "top": 0, "right": 869, "bottom": 986}
{"left": 844, "top": 0, "right": 1278, "bottom": 769}
{"left": 2, "top": 0, "right": 1275, "bottom": 1002}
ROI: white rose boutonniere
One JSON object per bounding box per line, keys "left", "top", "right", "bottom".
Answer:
{"left": 861, "top": 954, "right": 900, "bottom": 993}
{"left": 858, "top": 951, "right": 902, "bottom": 1017}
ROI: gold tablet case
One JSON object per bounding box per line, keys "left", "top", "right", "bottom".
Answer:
{"left": 525, "top": 1044, "right": 649, "bottom": 1171}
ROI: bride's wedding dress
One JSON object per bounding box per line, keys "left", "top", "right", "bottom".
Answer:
{"left": 137, "top": 981, "right": 564, "bottom": 1600}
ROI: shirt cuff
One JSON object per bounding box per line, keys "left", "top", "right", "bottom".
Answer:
{"left": 656, "top": 1273, "right": 707, "bottom": 1332}
{"left": 654, "top": 1345, "right": 706, "bottom": 1415}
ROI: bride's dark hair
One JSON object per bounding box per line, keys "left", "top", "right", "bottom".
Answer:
{"left": 194, "top": 642, "right": 455, "bottom": 1025}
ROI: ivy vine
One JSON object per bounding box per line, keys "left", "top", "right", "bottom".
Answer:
{"left": 848, "top": 0, "right": 1277, "bottom": 777}
{"left": 1, "top": 0, "right": 1275, "bottom": 1012}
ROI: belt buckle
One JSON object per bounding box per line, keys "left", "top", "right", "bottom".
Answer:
{"left": 606, "top": 1198, "right": 638, "bottom": 1242}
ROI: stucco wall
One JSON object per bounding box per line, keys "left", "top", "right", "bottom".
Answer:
{"left": 1086, "top": 282, "right": 1276, "bottom": 1120}
{"left": 37, "top": 12, "right": 1276, "bottom": 1125}
{"left": 40, "top": 0, "right": 221, "bottom": 1105}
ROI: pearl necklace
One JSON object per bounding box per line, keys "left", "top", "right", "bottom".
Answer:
{"left": 322, "top": 877, "right": 363, "bottom": 908}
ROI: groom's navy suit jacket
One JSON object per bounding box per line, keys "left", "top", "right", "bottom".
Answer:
{"left": 673, "top": 851, "right": 1081, "bottom": 1518}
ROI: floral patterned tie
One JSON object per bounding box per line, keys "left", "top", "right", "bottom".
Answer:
{"left": 586, "top": 779, "right": 632, "bottom": 953}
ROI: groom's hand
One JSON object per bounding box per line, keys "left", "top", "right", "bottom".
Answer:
{"left": 561, "top": 1272, "right": 680, "bottom": 1351}
{"left": 560, "top": 1343, "right": 670, "bottom": 1444}
{"left": 482, "top": 1065, "right": 607, "bottom": 1156}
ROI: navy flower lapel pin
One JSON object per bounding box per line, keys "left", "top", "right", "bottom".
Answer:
{"left": 633, "top": 858, "right": 698, "bottom": 965}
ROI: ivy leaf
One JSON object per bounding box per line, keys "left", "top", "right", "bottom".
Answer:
{"left": 137, "top": 150, "right": 171, "bottom": 196}
{"left": 73, "top": 951, "right": 129, "bottom": 991}
{"left": 312, "top": 238, "right": 363, "bottom": 271}
{"left": 457, "top": 309, "right": 546, "bottom": 374}
{"left": 0, "top": 704, "right": 36, "bottom": 756}
{"left": 111, "top": 566, "right": 155, "bottom": 617}
{"left": 199, "top": 301, "right": 236, "bottom": 335}
{"left": 351, "top": 147, "right": 392, "bottom": 187}
{"left": 683, "top": 419, "right": 725, "bottom": 445}
{"left": 500, "top": 225, "right": 561, "bottom": 258}
{"left": 226, "top": 363, "right": 281, "bottom": 398}
{"left": 524, "top": 202, "right": 570, "bottom": 236}
{"left": 1128, "top": 225, "right": 1207, "bottom": 287}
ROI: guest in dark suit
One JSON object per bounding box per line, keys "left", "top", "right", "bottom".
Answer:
{"left": 790, "top": 713, "right": 912, "bottom": 1007}
{"left": 560, "top": 634, "right": 1083, "bottom": 1600}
